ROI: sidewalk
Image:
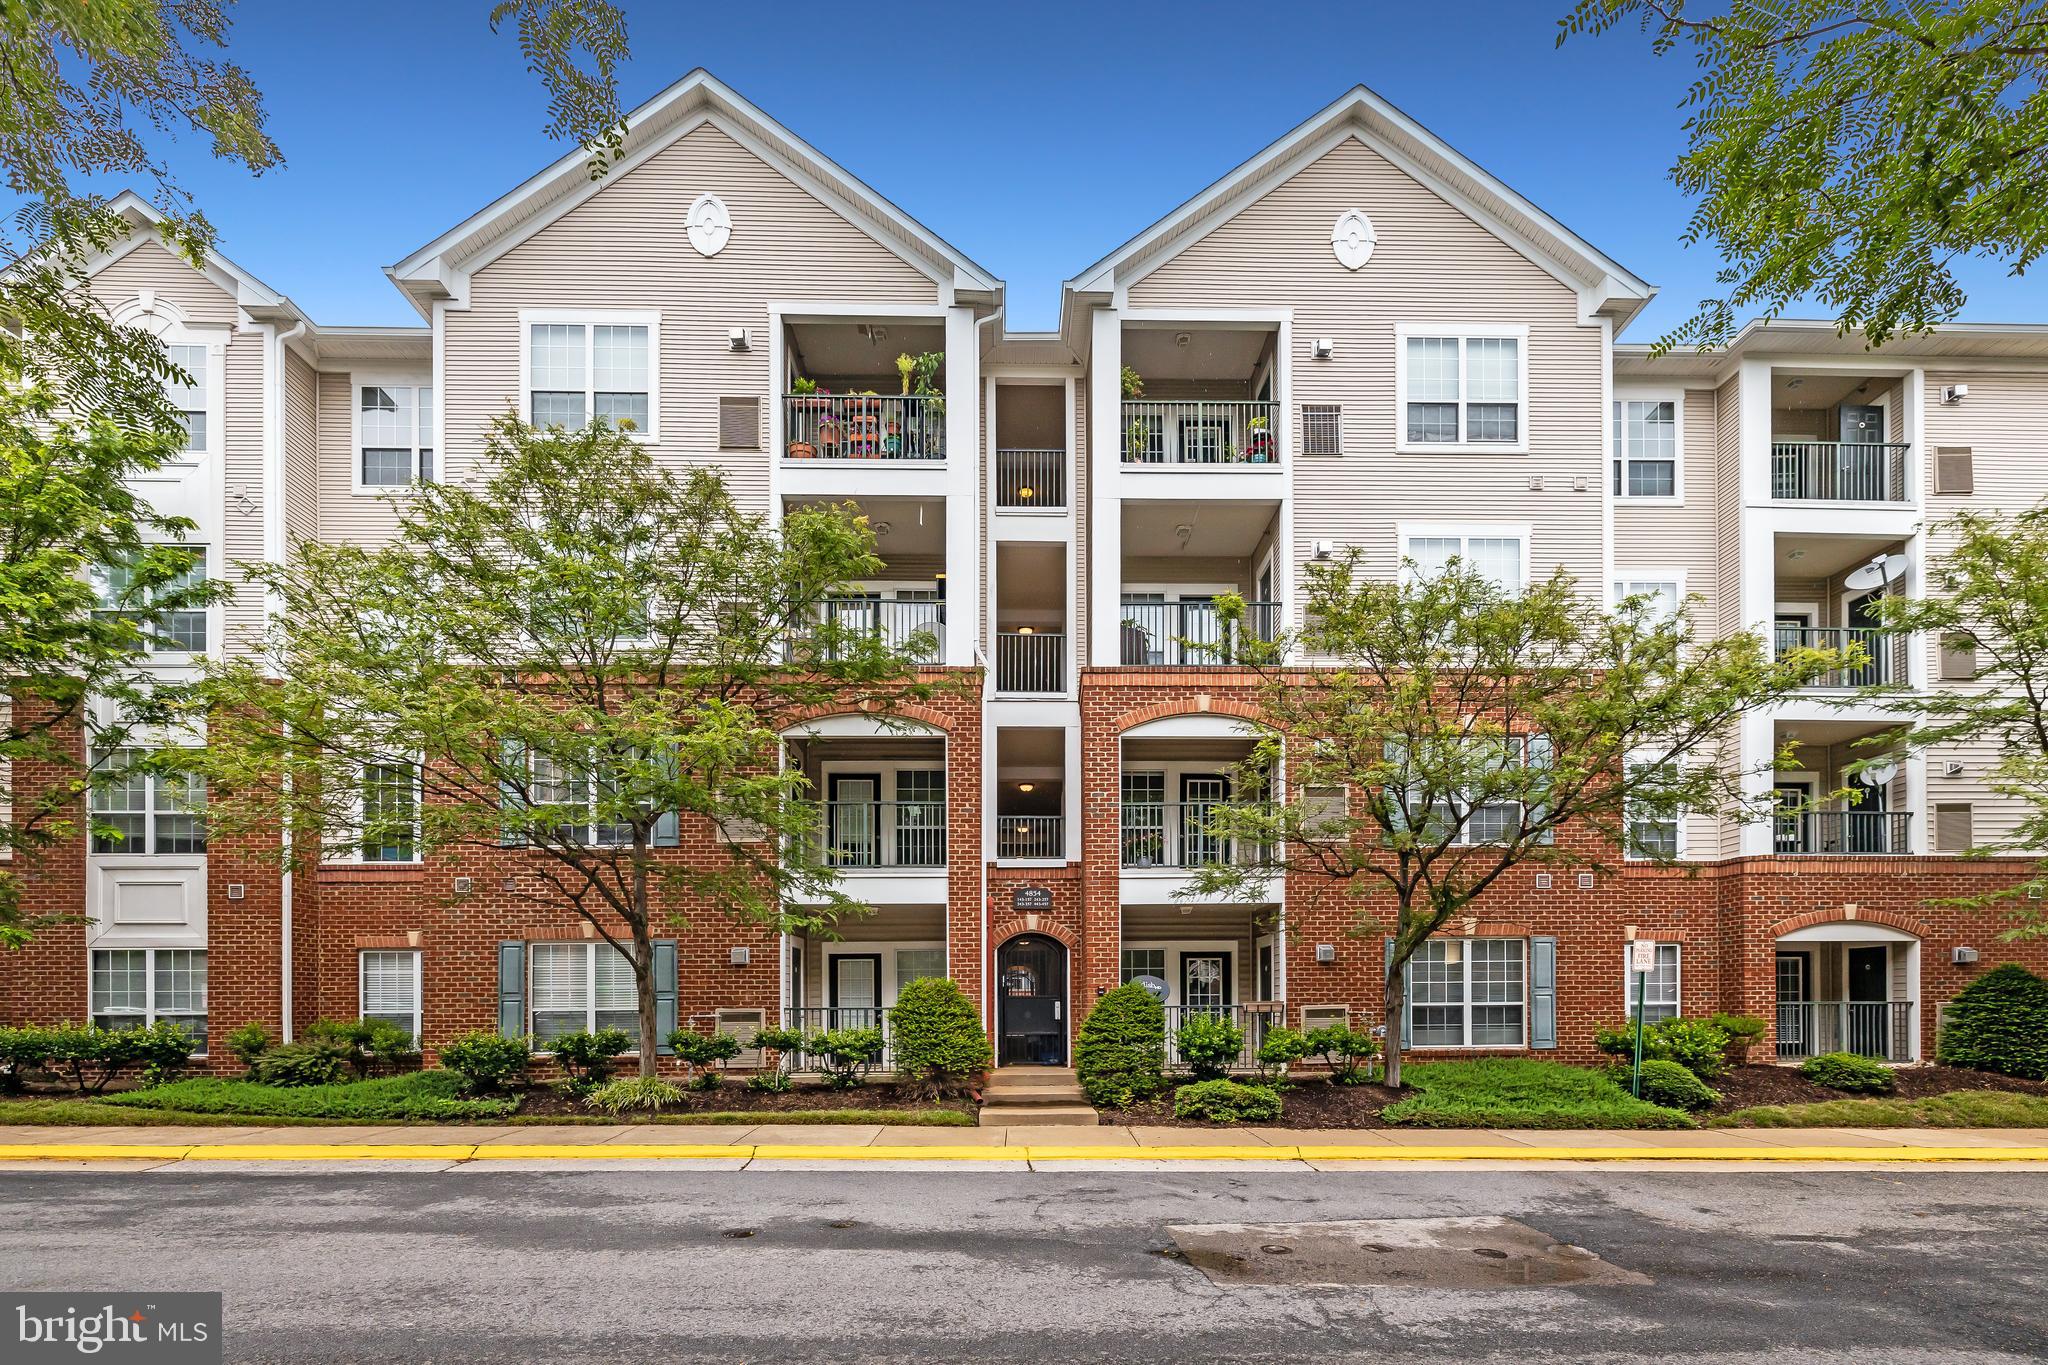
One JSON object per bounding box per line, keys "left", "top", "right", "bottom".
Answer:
{"left": 4, "top": 1123, "right": 2048, "bottom": 1170}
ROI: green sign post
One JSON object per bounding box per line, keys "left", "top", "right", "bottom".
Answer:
{"left": 1629, "top": 939, "right": 1656, "bottom": 1098}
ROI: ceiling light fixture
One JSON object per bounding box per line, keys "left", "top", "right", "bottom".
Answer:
{"left": 1018, "top": 782, "right": 1034, "bottom": 793}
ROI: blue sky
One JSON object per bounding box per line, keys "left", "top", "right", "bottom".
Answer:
{"left": 156, "top": 0, "right": 2044, "bottom": 338}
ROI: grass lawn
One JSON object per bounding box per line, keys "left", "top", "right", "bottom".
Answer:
{"left": 1710, "top": 1089, "right": 2048, "bottom": 1129}
{"left": 97, "top": 1071, "right": 519, "bottom": 1122}
{"left": 1383, "top": 1058, "right": 1695, "bottom": 1130}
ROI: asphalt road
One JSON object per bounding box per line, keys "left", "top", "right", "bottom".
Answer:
{"left": 3, "top": 1168, "right": 2046, "bottom": 1363}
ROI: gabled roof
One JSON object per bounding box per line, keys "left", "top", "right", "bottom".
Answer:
{"left": 95, "top": 190, "right": 295, "bottom": 317}
{"left": 1061, "top": 85, "right": 1655, "bottom": 338}
{"left": 387, "top": 69, "right": 1003, "bottom": 319}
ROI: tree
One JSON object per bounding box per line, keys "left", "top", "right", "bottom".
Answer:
{"left": 1859, "top": 507, "right": 2048, "bottom": 934}
{"left": 185, "top": 419, "right": 936, "bottom": 1074}
{"left": 1560, "top": 1, "right": 2048, "bottom": 349}
{"left": 0, "top": 381, "right": 223, "bottom": 943}
{"left": 1190, "top": 554, "right": 1843, "bottom": 1087}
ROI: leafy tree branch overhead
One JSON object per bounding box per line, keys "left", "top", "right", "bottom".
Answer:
{"left": 1561, "top": 0, "right": 2048, "bottom": 350}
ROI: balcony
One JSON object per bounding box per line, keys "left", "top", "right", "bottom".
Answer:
{"left": 783, "top": 393, "right": 944, "bottom": 462}
{"left": 1774, "top": 626, "right": 1895, "bottom": 688}
{"left": 995, "top": 728, "right": 1065, "bottom": 863}
{"left": 995, "top": 631, "right": 1064, "bottom": 694}
{"left": 1773, "top": 1000, "right": 1915, "bottom": 1061}
{"left": 1118, "top": 599, "right": 1278, "bottom": 667}
{"left": 998, "top": 814, "right": 1063, "bottom": 860}
{"left": 803, "top": 596, "right": 944, "bottom": 665}
{"left": 1774, "top": 809, "right": 1913, "bottom": 856}
{"left": 996, "top": 448, "right": 1066, "bottom": 509}
{"left": 1768, "top": 370, "right": 1910, "bottom": 502}
{"left": 1122, "top": 400, "right": 1280, "bottom": 466}
{"left": 811, "top": 799, "right": 947, "bottom": 868}
{"left": 1119, "top": 800, "right": 1272, "bottom": 869}
{"left": 1771, "top": 441, "right": 1910, "bottom": 502}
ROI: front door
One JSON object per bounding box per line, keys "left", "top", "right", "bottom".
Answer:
{"left": 1846, "top": 945, "right": 1890, "bottom": 1058}
{"left": 997, "top": 934, "right": 1067, "bottom": 1066}
{"left": 829, "top": 953, "right": 882, "bottom": 1031}
{"left": 827, "top": 773, "right": 881, "bottom": 867}
{"left": 1839, "top": 404, "right": 1887, "bottom": 497}
{"left": 1182, "top": 952, "right": 1231, "bottom": 1015}
{"left": 1846, "top": 588, "right": 1887, "bottom": 686}
{"left": 1774, "top": 780, "right": 1815, "bottom": 854}
{"left": 1775, "top": 952, "right": 1810, "bottom": 1057}
{"left": 1180, "top": 774, "right": 1230, "bottom": 866}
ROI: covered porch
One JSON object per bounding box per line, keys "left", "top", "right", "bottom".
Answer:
{"left": 1773, "top": 923, "right": 1920, "bottom": 1062}
{"left": 1120, "top": 902, "right": 1283, "bottom": 1072}
{"left": 782, "top": 903, "right": 949, "bottom": 1074}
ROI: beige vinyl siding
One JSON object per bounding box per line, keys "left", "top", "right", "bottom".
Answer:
{"left": 317, "top": 371, "right": 407, "bottom": 546}
{"left": 447, "top": 122, "right": 939, "bottom": 513}
{"left": 1126, "top": 137, "right": 1607, "bottom": 595}
{"left": 283, "top": 351, "right": 320, "bottom": 547}
{"left": 1920, "top": 368, "right": 2048, "bottom": 851}
{"left": 1713, "top": 376, "right": 1745, "bottom": 856}
{"left": 92, "top": 239, "right": 238, "bottom": 326}
{"left": 220, "top": 330, "right": 266, "bottom": 654}
{"left": 1614, "top": 387, "right": 1721, "bottom": 621}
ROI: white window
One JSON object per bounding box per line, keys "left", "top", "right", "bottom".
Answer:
{"left": 1611, "top": 577, "right": 1683, "bottom": 621}
{"left": 97, "top": 548, "right": 208, "bottom": 653}
{"left": 530, "top": 941, "right": 637, "bottom": 1045}
{"left": 89, "top": 749, "right": 205, "bottom": 855}
{"left": 1400, "top": 528, "right": 1527, "bottom": 593}
{"left": 528, "top": 751, "right": 634, "bottom": 846}
{"left": 1625, "top": 942, "right": 1681, "bottom": 1022}
{"left": 1408, "top": 938, "right": 1525, "bottom": 1047}
{"left": 91, "top": 947, "right": 207, "bottom": 1044}
{"left": 523, "top": 315, "right": 658, "bottom": 439}
{"left": 1612, "top": 398, "right": 1678, "bottom": 499}
{"left": 1120, "top": 947, "right": 1166, "bottom": 984}
{"left": 165, "top": 344, "right": 208, "bottom": 456}
{"left": 357, "top": 760, "right": 420, "bottom": 863}
{"left": 1624, "top": 752, "right": 1683, "bottom": 861}
{"left": 894, "top": 947, "right": 947, "bottom": 988}
{"left": 1397, "top": 327, "right": 1527, "bottom": 451}
{"left": 1394, "top": 734, "right": 1551, "bottom": 847}
{"left": 356, "top": 382, "right": 435, "bottom": 488}
{"left": 360, "top": 950, "right": 421, "bottom": 1039}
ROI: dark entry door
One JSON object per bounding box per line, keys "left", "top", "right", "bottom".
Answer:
{"left": 997, "top": 934, "right": 1067, "bottom": 1066}
{"left": 827, "top": 773, "right": 881, "bottom": 867}
{"left": 1846, "top": 945, "right": 1890, "bottom": 1058}
{"left": 1839, "top": 404, "right": 1887, "bottom": 498}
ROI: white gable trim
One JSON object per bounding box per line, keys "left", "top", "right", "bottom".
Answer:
{"left": 83, "top": 191, "right": 293, "bottom": 318}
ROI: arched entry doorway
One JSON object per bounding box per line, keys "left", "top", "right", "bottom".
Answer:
{"left": 996, "top": 934, "right": 1068, "bottom": 1066}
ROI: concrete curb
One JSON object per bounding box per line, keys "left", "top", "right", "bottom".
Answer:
{"left": 4, "top": 1142, "right": 2048, "bottom": 1166}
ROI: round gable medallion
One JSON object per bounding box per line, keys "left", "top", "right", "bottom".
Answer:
{"left": 686, "top": 192, "right": 731, "bottom": 257}
{"left": 1331, "top": 209, "right": 1377, "bottom": 270}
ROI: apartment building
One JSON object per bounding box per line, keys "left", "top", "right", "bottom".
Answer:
{"left": 9, "top": 70, "right": 2048, "bottom": 1074}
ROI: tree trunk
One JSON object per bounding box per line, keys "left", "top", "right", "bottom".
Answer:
{"left": 1382, "top": 985, "right": 1404, "bottom": 1091}
{"left": 631, "top": 841, "right": 658, "bottom": 1079}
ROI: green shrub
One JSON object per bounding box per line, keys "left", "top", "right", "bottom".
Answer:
{"left": 1173, "top": 1079, "right": 1283, "bottom": 1123}
{"left": 1801, "top": 1051, "right": 1896, "bottom": 1094}
{"left": 129, "top": 1020, "right": 200, "bottom": 1086}
{"left": 1593, "top": 1016, "right": 1730, "bottom": 1079}
{"left": 1708, "top": 1012, "right": 1768, "bottom": 1063}
{"left": 812, "top": 1026, "right": 885, "bottom": 1090}
{"left": 105, "top": 1070, "right": 517, "bottom": 1121}
{"left": 549, "top": 1028, "right": 633, "bottom": 1085}
{"left": 440, "top": 1031, "right": 533, "bottom": 1092}
{"left": 888, "top": 977, "right": 992, "bottom": 1098}
{"left": 1173, "top": 1011, "right": 1245, "bottom": 1082}
{"left": 586, "top": 1077, "right": 686, "bottom": 1115}
{"left": 0, "top": 1026, "right": 53, "bottom": 1092}
{"left": 670, "top": 1029, "right": 743, "bottom": 1090}
{"left": 1304, "top": 1024, "right": 1380, "bottom": 1084}
{"left": 1254, "top": 1026, "right": 1312, "bottom": 1083}
{"left": 745, "top": 1069, "right": 792, "bottom": 1094}
{"left": 226, "top": 1022, "right": 275, "bottom": 1077}
{"left": 301, "top": 1018, "right": 419, "bottom": 1080}
{"left": 1938, "top": 963, "right": 2048, "bottom": 1080}
{"left": 253, "top": 1039, "right": 351, "bottom": 1088}
{"left": 1075, "top": 984, "right": 1166, "bottom": 1109}
{"left": 40, "top": 1022, "right": 194, "bottom": 1096}
{"left": 1383, "top": 1059, "right": 1694, "bottom": 1129}
{"left": 1630, "top": 1058, "right": 1719, "bottom": 1112}
{"left": 365, "top": 1020, "right": 420, "bottom": 1072}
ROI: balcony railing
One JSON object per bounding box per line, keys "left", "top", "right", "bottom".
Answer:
{"left": 783, "top": 394, "right": 944, "bottom": 461}
{"left": 997, "top": 814, "right": 1063, "bottom": 861}
{"left": 995, "top": 631, "right": 1064, "bottom": 694}
{"left": 1163, "top": 1004, "right": 1275, "bottom": 1072}
{"left": 778, "top": 1006, "right": 897, "bottom": 1072}
{"left": 1119, "top": 600, "right": 1278, "bottom": 666}
{"left": 996, "top": 448, "right": 1065, "bottom": 509}
{"left": 1122, "top": 400, "right": 1280, "bottom": 466}
{"left": 1774, "top": 625, "right": 1895, "bottom": 687}
{"left": 1774, "top": 809, "right": 1913, "bottom": 855}
{"left": 809, "top": 800, "right": 947, "bottom": 868}
{"left": 1774, "top": 1000, "right": 1914, "bottom": 1061}
{"left": 1770, "top": 441, "right": 1910, "bottom": 502}
{"left": 1121, "top": 801, "right": 1272, "bottom": 869}
{"left": 795, "top": 598, "right": 943, "bottom": 665}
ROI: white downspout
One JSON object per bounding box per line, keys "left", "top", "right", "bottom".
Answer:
{"left": 269, "top": 320, "right": 306, "bottom": 1039}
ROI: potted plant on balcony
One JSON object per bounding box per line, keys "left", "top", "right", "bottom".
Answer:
{"left": 896, "top": 352, "right": 916, "bottom": 394}
{"left": 1121, "top": 365, "right": 1144, "bottom": 399}
{"left": 1244, "top": 415, "right": 1273, "bottom": 463}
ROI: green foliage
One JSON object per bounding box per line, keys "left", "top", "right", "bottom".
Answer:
{"left": 105, "top": 1070, "right": 518, "bottom": 1121}
{"left": 1707, "top": 1012, "right": 1769, "bottom": 1062}
{"left": 1938, "top": 963, "right": 2048, "bottom": 1079}
{"left": 1172, "top": 1011, "right": 1245, "bottom": 1082}
{"left": 549, "top": 1028, "right": 634, "bottom": 1084}
{"left": 887, "top": 977, "right": 991, "bottom": 1098}
{"left": 1253, "top": 1026, "right": 1313, "bottom": 1083}
{"left": 1561, "top": 1, "right": 2048, "bottom": 350}
{"left": 811, "top": 1027, "right": 885, "bottom": 1090}
{"left": 1714, "top": 1089, "right": 2048, "bottom": 1129}
{"left": 1593, "top": 1016, "right": 1730, "bottom": 1078}
{"left": 1630, "top": 1058, "right": 1720, "bottom": 1112}
{"left": 1075, "top": 984, "right": 1167, "bottom": 1109}
{"left": 226, "top": 1022, "right": 275, "bottom": 1076}
{"left": 0, "top": 1026, "right": 54, "bottom": 1092}
{"left": 32, "top": 1022, "right": 196, "bottom": 1096}
{"left": 440, "top": 1031, "right": 533, "bottom": 1092}
{"left": 1173, "top": 1079, "right": 1284, "bottom": 1124}
{"left": 487, "top": 0, "right": 633, "bottom": 178}
{"left": 1800, "top": 1051, "right": 1897, "bottom": 1094}
{"left": 752, "top": 1025, "right": 806, "bottom": 1057}
{"left": 252, "top": 1040, "right": 351, "bottom": 1089}
{"left": 670, "top": 1029, "right": 743, "bottom": 1090}
{"left": 745, "top": 1069, "right": 793, "bottom": 1094}
{"left": 586, "top": 1076, "right": 687, "bottom": 1115}
{"left": 1303, "top": 1024, "right": 1381, "bottom": 1084}
{"left": 128, "top": 1020, "right": 200, "bottom": 1087}
{"left": 301, "top": 1017, "right": 419, "bottom": 1081}
{"left": 1383, "top": 1059, "right": 1695, "bottom": 1130}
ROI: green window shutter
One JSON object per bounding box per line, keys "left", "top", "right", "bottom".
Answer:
{"left": 1530, "top": 935, "right": 1558, "bottom": 1049}
{"left": 1383, "top": 937, "right": 1409, "bottom": 1048}
{"left": 499, "top": 739, "right": 528, "bottom": 847}
{"left": 497, "top": 941, "right": 527, "bottom": 1041}
{"left": 651, "top": 810, "right": 679, "bottom": 847}
{"left": 653, "top": 939, "right": 678, "bottom": 1052}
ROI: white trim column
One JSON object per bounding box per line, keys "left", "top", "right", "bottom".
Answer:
{"left": 1088, "top": 308, "right": 1123, "bottom": 667}
{"left": 944, "top": 305, "right": 981, "bottom": 667}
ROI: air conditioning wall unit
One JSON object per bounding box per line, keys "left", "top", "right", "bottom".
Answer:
{"left": 1952, "top": 946, "right": 1980, "bottom": 965}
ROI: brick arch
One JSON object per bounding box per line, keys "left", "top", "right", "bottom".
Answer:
{"left": 1764, "top": 906, "right": 1932, "bottom": 940}
{"left": 776, "top": 700, "right": 956, "bottom": 735}
{"left": 989, "top": 917, "right": 1078, "bottom": 951}
{"left": 1110, "top": 696, "right": 1267, "bottom": 736}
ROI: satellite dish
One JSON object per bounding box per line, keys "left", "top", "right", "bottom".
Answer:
{"left": 1132, "top": 975, "right": 1170, "bottom": 1003}
{"left": 1860, "top": 761, "right": 1900, "bottom": 787}
{"left": 1844, "top": 553, "right": 1910, "bottom": 592}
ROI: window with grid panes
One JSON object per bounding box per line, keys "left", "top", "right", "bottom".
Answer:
{"left": 166, "top": 344, "right": 207, "bottom": 455}
{"left": 1625, "top": 943, "right": 1681, "bottom": 1022}
{"left": 91, "top": 947, "right": 207, "bottom": 1042}
{"left": 1404, "top": 335, "right": 1520, "bottom": 445}
{"left": 894, "top": 947, "right": 946, "bottom": 988}
{"left": 1407, "top": 938, "right": 1525, "bottom": 1046}
{"left": 359, "top": 761, "right": 419, "bottom": 862}
{"left": 98, "top": 550, "right": 208, "bottom": 653}
{"left": 1612, "top": 400, "right": 1676, "bottom": 497}
{"left": 359, "top": 384, "right": 435, "bottom": 485}
{"left": 1403, "top": 532, "right": 1522, "bottom": 593}
{"left": 528, "top": 322, "right": 650, "bottom": 433}
{"left": 89, "top": 749, "right": 205, "bottom": 854}
{"left": 1121, "top": 948, "right": 1166, "bottom": 985}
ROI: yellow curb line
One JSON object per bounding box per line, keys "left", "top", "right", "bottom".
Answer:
{"left": 739, "top": 1145, "right": 1025, "bottom": 1162}
{"left": 1029, "top": 1145, "right": 1304, "bottom": 1161}
{"left": 471, "top": 1144, "right": 757, "bottom": 1161}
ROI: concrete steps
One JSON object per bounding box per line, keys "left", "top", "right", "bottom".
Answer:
{"left": 978, "top": 1068, "right": 1098, "bottom": 1128}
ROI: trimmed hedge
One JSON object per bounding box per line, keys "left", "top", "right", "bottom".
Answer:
{"left": 887, "top": 977, "right": 991, "bottom": 1098}
{"left": 1593, "top": 1016, "right": 1730, "bottom": 1079}
{"left": 1800, "top": 1051, "right": 1895, "bottom": 1094}
{"left": 1173, "top": 1011, "right": 1244, "bottom": 1082}
{"left": 1631, "top": 1058, "right": 1719, "bottom": 1112}
{"left": 0, "top": 1022, "right": 198, "bottom": 1095}
{"left": 102, "top": 1070, "right": 518, "bottom": 1121}
{"left": 440, "top": 1031, "right": 533, "bottom": 1092}
{"left": 1173, "top": 1079, "right": 1283, "bottom": 1123}
{"left": 1938, "top": 963, "right": 2048, "bottom": 1080}
{"left": 1076, "top": 984, "right": 1166, "bottom": 1108}
{"left": 1384, "top": 1059, "right": 1694, "bottom": 1130}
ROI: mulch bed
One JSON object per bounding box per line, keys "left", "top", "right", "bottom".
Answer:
{"left": 512, "top": 1081, "right": 974, "bottom": 1120}
{"left": 1108, "top": 1079, "right": 1404, "bottom": 1129}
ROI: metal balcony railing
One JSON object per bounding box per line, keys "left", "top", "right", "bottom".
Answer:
{"left": 1163, "top": 1004, "right": 1275, "bottom": 1072}
{"left": 797, "top": 598, "right": 943, "bottom": 665}
{"left": 1121, "top": 400, "right": 1281, "bottom": 466}
{"left": 809, "top": 800, "right": 947, "bottom": 868}
{"left": 1774, "top": 625, "right": 1896, "bottom": 687}
{"left": 1118, "top": 600, "right": 1278, "bottom": 666}
{"left": 1770, "top": 441, "right": 1910, "bottom": 502}
{"left": 994, "top": 632, "right": 1064, "bottom": 694}
{"left": 995, "top": 448, "right": 1065, "bottom": 509}
{"left": 1774, "top": 809, "right": 1913, "bottom": 855}
{"left": 777, "top": 1006, "right": 896, "bottom": 1072}
{"left": 783, "top": 394, "right": 944, "bottom": 461}
{"left": 1774, "top": 1000, "right": 1914, "bottom": 1061}
{"left": 1120, "top": 801, "right": 1272, "bottom": 869}
{"left": 997, "top": 814, "right": 1063, "bottom": 861}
